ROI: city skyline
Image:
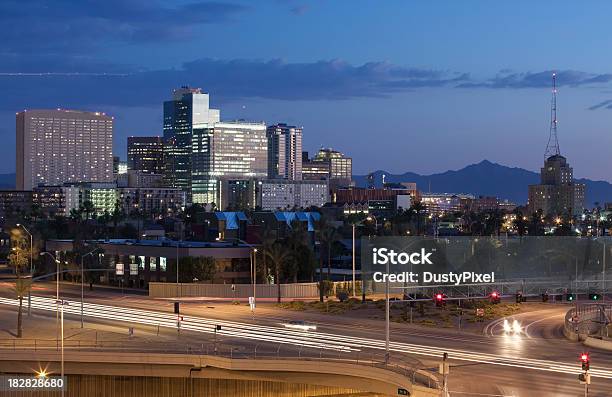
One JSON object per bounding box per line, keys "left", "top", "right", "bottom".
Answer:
{"left": 1, "top": 1, "right": 612, "bottom": 181}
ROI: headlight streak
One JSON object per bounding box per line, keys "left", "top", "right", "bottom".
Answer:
{"left": 1, "top": 296, "right": 611, "bottom": 380}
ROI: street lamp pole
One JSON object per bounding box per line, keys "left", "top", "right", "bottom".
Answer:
{"left": 252, "top": 248, "right": 258, "bottom": 305}
{"left": 16, "top": 224, "right": 32, "bottom": 316}
{"left": 352, "top": 223, "right": 356, "bottom": 298}
{"left": 56, "top": 299, "right": 69, "bottom": 397}
{"left": 80, "top": 248, "right": 100, "bottom": 328}
{"left": 385, "top": 256, "right": 390, "bottom": 364}
{"left": 40, "top": 252, "right": 61, "bottom": 348}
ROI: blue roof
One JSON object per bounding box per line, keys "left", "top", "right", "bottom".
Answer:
{"left": 273, "top": 211, "right": 320, "bottom": 232}
{"left": 215, "top": 211, "right": 247, "bottom": 230}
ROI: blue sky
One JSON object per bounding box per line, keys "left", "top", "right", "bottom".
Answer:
{"left": 1, "top": 1, "right": 612, "bottom": 181}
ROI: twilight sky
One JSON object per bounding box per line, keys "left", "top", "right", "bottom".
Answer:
{"left": 1, "top": 0, "right": 612, "bottom": 181}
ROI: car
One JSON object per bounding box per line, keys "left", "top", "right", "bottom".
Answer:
{"left": 282, "top": 320, "right": 317, "bottom": 331}
{"left": 502, "top": 318, "right": 522, "bottom": 335}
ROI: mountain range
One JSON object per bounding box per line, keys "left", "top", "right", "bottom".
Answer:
{"left": 353, "top": 160, "right": 612, "bottom": 207}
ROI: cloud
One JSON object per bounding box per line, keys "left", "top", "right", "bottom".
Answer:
{"left": 0, "top": 0, "right": 247, "bottom": 50}
{"left": 4, "top": 53, "right": 612, "bottom": 113}
{"left": 588, "top": 99, "right": 612, "bottom": 110}
{"left": 459, "top": 70, "right": 612, "bottom": 89}
{"left": 0, "top": 58, "right": 469, "bottom": 111}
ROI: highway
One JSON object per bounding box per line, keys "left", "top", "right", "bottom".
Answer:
{"left": 0, "top": 294, "right": 611, "bottom": 396}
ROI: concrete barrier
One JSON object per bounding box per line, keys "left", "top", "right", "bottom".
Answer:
{"left": 0, "top": 350, "right": 441, "bottom": 397}
{"left": 149, "top": 282, "right": 321, "bottom": 299}
{"left": 583, "top": 336, "right": 612, "bottom": 352}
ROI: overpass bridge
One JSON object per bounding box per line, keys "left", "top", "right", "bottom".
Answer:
{"left": 0, "top": 340, "right": 441, "bottom": 397}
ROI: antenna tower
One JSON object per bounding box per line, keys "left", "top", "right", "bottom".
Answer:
{"left": 544, "top": 72, "right": 560, "bottom": 159}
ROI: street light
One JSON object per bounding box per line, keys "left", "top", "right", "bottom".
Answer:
{"left": 80, "top": 248, "right": 101, "bottom": 328}
{"left": 350, "top": 217, "right": 371, "bottom": 298}
{"left": 56, "top": 299, "right": 69, "bottom": 397}
{"left": 220, "top": 238, "right": 259, "bottom": 310}
{"left": 16, "top": 224, "right": 33, "bottom": 316}
{"left": 40, "top": 251, "right": 61, "bottom": 348}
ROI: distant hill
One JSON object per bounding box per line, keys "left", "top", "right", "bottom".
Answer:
{"left": 353, "top": 160, "right": 612, "bottom": 206}
{"left": 0, "top": 173, "right": 14, "bottom": 190}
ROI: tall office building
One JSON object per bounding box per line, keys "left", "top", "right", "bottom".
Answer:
{"left": 527, "top": 74, "right": 585, "bottom": 217}
{"left": 16, "top": 109, "right": 113, "bottom": 190}
{"left": 127, "top": 136, "right": 164, "bottom": 174}
{"left": 267, "top": 123, "right": 302, "bottom": 180}
{"left": 303, "top": 148, "right": 352, "bottom": 188}
{"left": 192, "top": 122, "right": 268, "bottom": 204}
{"left": 163, "top": 87, "right": 220, "bottom": 195}
{"left": 528, "top": 155, "right": 585, "bottom": 216}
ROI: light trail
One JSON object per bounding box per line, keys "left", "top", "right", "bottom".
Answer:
{"left": 1, "top": 296, "right": 612, "bottom": 380}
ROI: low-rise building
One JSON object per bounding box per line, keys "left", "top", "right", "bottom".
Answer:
{"left": 45, "top": 239, "right": 254, "bottom": 287}
{"left": 0, "top": 191, "right": 32, "bottom": 220}
{"left": 257, "top": 179, "right": 329, "bottom": 210}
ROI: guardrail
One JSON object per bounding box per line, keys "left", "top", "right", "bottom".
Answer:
{"left": 0, "top": 338, "right": 440, "bottom": 390}
{"left": 564, "top": 303, "right": 612, "bottom": 340}
{"left": 383, "top": 278, "right": 612, "bottom": 298}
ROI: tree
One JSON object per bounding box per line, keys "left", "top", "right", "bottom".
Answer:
{"left": 410, "top": 202, "right": 425, "bottom": 235}
{"left": 257, "top": 226, "right": 277, "bottom": 283}
{"left": 81, "top": 200, "right": 95, "bottom": 220}
{"left": 9, "top": 232, "right": 31, "bottom": 338}
{"left": 512, "top": 209, "right": 527, "bottom": 237}
{"left": 265, "top": 242, "right": 291, "bottom": 303}
{"left": 286, "top": 220, "right": 312, "bottom": 282}
{"left": 169, "top": 256, "right": 216, "bottom": 283}
{"left": 319, "top": 225, "right": 339, "bottom": 279}
{"left": 111, "top": 199, "right": 124, "bottom": 238}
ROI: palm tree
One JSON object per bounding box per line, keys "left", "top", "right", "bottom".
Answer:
{"left": 81, "top": 200, "right": 95, "bottom": 220}
{"left": 265, "top": 242, "right": 291, "bottom": 303}
{"left": 410, "top": 202, "right": 425, "bottom": 235}
{"left": 286, "top": 221, "right": 309, "bottom": 282}
{"left": 111, "top": 200, "right": 123, "bottom": 238}
{"left": 319, "top": 225, "right": 339, "bottom": 279}
{"left": 258, "top": 226, "right": 277, "bottom": 283}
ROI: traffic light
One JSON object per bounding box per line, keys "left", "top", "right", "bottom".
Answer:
{"left": 589, "top": 293, "right": 601, "bottom": 301}
{"left": 174, "top": 302, "right": 180, "bottom": 314}
{"left": 580, "top": 353, "right": 590, "bottom": 371}
{"left": 515, "top": 291, "right": 523, "bottom": 303}
{"left": 541, "top": 293, "right": 549, "bottom": 303}
{"left": 490, "top": 291, "right": 501, "bottom": 304}
{"left": 566, "top": 293, "right": 576, "bottom": 302}
{"left": 434, "top": 293, "right": 446, "bottom": 307}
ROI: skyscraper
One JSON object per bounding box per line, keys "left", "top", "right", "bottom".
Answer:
{"left": 307, "top": 148, "right": 353, "bottom": 188}
{"left": 16, "top": 109, "right": 113, "bottom": 190}
{"left": 163, "top": 87, "right": 220, "bottom": 196}
{"left": 267, "top": 123, "right": 302, "bottom": 180}
{"left": 192, "top": 121, "right": 268, "bottom": 205}
{"left": 527, "top": 74, "right": 585, "bottom": 216}
{"left": 528, "top": 155, "right": 585, "bottom": 216}
{"left": 127, "top": 136, "right": 164, "bottom": 174}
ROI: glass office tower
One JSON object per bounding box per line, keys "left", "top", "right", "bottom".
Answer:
{"left": 163, "top": 87, "right": 220, "bottom": 199}
{"left": 192, "top": 122, "right": 267, "bottom": 205}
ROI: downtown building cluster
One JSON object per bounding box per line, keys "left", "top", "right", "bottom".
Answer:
{"left": 6, "top": 88, "right": 355, "bottom": 220}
